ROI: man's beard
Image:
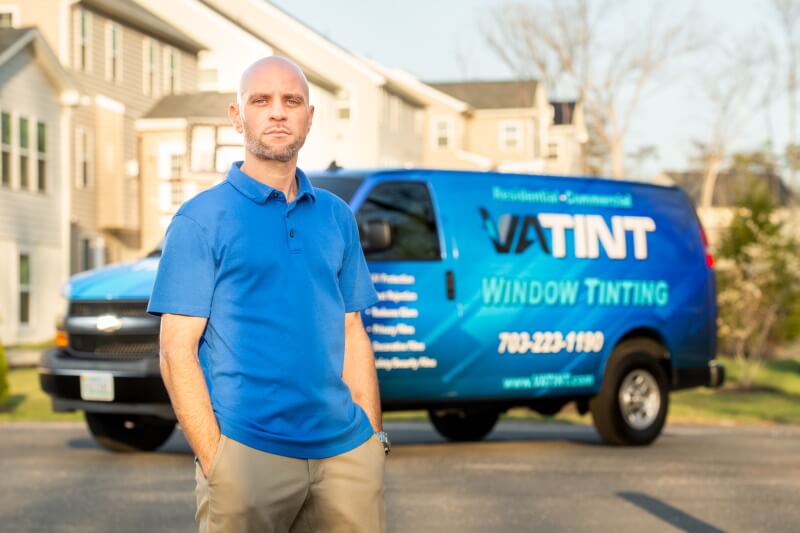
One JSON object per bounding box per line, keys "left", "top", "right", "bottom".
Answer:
{"left": 244, "top": 125, "right": 307, "bottom": 163}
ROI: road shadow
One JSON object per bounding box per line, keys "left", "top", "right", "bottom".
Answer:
{"left": 67, "top": 428, "right": 193, "bottom": 455}
{"left": 66, "top": 436, "right": 99, "bottom": 449}
{"left": 387, "top": 420, "right": 607, "bottom": 447}
{"left": 65, "top": 420, "right": 683, "bottom": 453}
{"left": 618, "top": 491, "right": 727, "bottom": 533}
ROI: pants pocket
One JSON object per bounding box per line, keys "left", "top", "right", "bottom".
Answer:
{"left": 197, "top": 435, "right": 228, "bottom": 482}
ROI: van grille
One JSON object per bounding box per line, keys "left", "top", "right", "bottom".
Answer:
{"left": 68, "top": 334, "right": 159, "bottom": 360}
{"left": 69, "top": 300, "right": 150, "bottom": 318}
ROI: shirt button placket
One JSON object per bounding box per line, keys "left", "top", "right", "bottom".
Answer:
{"left": 286, "top": 203, "right": 300, "bottom": 251}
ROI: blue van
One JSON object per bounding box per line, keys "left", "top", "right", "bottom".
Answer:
{"left": 39, "top": 169, "right": 724, "bottom": 451}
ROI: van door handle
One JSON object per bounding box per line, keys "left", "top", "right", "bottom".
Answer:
{"left": 446, "top": 270, "right": 455, "bottom": 300}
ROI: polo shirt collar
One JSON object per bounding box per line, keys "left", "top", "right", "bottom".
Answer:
{"left": 227, "top": 161, "right": 317, "bottom": 204}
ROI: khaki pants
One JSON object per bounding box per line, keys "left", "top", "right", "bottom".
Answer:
{"left": 195, "top": 435, "right": 387, "bottom": 533}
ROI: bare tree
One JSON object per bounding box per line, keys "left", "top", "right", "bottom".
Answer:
{"left": 483, "top": 0, "right": 705, "bottom": 178}
{"left": 770, "top": 0, "right": 800, "bottom": 185}
{"left": 697, "top": 38, "right": 776, "bottom": 209}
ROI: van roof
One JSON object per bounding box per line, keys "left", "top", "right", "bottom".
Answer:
{"left": 308, "top": 167, "right": 679, "bottom": 194}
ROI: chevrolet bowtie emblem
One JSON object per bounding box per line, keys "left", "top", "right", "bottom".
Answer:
{"left": 96, "top": 314, "right": 123, "bottom": 332}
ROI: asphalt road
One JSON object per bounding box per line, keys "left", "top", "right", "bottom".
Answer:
{"left": 0, "top": 420, "right": 798, "bottom": 533}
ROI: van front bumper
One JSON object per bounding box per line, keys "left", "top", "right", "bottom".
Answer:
{"left": 671, "top": 360, "right": 726, "bottom": 391}
{"left": 38, "top": 348, "right": 175, "bottom": 420}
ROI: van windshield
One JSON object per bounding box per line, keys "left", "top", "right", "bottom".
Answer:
{"left": 308, "top": 174, "right": 366, "bottom": 202}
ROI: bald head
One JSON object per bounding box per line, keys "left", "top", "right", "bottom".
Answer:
{"left": 229, "top": 55, "right": 315, "bottom": 164}
{"left": 238, "top": 56, "right": 310, "bottom": 106}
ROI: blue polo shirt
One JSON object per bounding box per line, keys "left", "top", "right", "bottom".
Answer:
{"left": 147, "top": 162, "right": 379, "bottom": 459}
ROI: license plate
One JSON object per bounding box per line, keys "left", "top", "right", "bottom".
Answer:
{"left": 80, "top": 372, "right": 114, "bottom": 402}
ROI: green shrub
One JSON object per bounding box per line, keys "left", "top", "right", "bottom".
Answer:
{"left": 0, "top": 343, "right": 9, "bottom": 402}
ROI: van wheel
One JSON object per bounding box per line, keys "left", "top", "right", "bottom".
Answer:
{"left": 85, "top": 412, "right": 175, "bottom": 452}
{"left": 590, "top": 339, "right": 669, "bottom": 446}
{"left": 428, "top": 408, "right": 499, "bottom": 442}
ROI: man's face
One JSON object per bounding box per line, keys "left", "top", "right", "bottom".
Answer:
{"left": 233, "top": 62, "right": 314, "bottom": 163}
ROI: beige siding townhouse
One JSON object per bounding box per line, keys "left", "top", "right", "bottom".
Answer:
{"left": 136, "top": 91, "right": 239, "bottom": 253}
{"left": 135, "top": 0, "right": 343, "bottom": 171}
{"left": 137, "top": 0, "right": 427, "bottom": 171}
{"left": 0, "top": 28, "right": 76, "bottom": 344}
{"left": 0, "top": 0, "right": 203, "bottom": 271}
{"left": 133, "top": 0, "right": 446, "bottom": 253}
{"left": 429, "top": 80, "right": 587, "bottom": 175}
{"left": 660, "top": 170, "right": 798, "bottom": 246}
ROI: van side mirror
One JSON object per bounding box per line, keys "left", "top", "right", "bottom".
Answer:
{"left": 360, "top": 219, "right": 392, "bottom": 253}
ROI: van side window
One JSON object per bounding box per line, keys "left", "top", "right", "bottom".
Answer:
{"left": 357, "top": 181, "right": 441, "bottom": 261}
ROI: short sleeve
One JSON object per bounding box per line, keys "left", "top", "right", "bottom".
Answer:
{"left": 147, "top": 214, "right": 216, "bottom": 318}
{"left": 338, "top": 210, "right": 379, "bottom": 313}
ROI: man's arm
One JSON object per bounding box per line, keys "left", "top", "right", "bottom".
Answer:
{"left": 342, "top": 311, "right": 382, "bottom": 432}
{"left": 159, "top": 313, "right": 220, "bottom": 475}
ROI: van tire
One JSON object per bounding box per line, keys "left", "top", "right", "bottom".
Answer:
{"left": 428, "top": 408, "right": 499, "bottom": 442}
{"left": 590, "top": 339, "right": 669, "bottom": 446}
{"left": 85, "top": 412, "right": 176, "bottom": 452}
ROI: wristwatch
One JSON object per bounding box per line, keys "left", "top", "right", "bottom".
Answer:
{"left": 374, "top": 431, "right": 391, "bottom": 455}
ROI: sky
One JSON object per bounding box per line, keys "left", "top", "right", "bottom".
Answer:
{"left": 270, "top": 0, "right": 793, "bottom": 179}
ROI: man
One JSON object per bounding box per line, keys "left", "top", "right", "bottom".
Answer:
{"left": 147, "top": 56, "right": 389, "bottom": 533}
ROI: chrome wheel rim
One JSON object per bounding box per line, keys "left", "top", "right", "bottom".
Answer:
{"left": 618, "top": 369, "right": 661, "bottom": 430}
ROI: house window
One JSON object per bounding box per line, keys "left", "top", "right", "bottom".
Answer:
{"left": 75, "top": 127, "right": 92, "bottom": 189}
{"left": 190, "top": 125, "right": 215, "bottom": 172}
{"left": 105, "top": 22, "right": 122, "bottom": 82}
{"left": 499, "top": 120, "right": 522, "bottom": 151}
{"left": 81, "top": 237, "right": 92, "bottom": 271}
{"left": 170, "top": 180, "right": 183, "bottom": 206}
{"left": 142, "top": 39, "right": 158, "bottom": 96}
{"left": 169, "top": 153, "right": 184, "bottom": 207}
{"left": 1, "top": 112, "right": 10, "bottom": 188}
{"left": 74, "top": 9, "right": 91, "bottom": 72}
{"left": 170, "top": 153, "right": 183, "bottom": 177}
{"left": 19, "top": 253, "right": 30, "bottom": 324}
{"left": 433, "top": 117, "right": 453, "bottom": 149}
{"left": 36, "top": 122, "right": 46, "bottom": 193}
{"left": 215, "top": 126, "right": 242, "bottom": 173}
{"left": 162, "top": 47, "right": 178, "bottom": 94}
{"left": 190, "top": 125, "right": 242, "bottom": 174}
{"left": 0, "top": 7, "right": 17, "bottom": 28}
{"left": 547, "top": 142, "right": 559, "bottom": 159}
{"left": 19, "top": 116, "right": 29, "bottom": 190}
{"left": 336, "top": 92, "right": 351, "bottom": 120}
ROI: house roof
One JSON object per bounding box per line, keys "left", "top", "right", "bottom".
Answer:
{"left": 666, "top": 170, "right": 796, "bottom": 207}
{"left": 199, "top": 0, "right": 384, "bottom": 86}
{"left": 551, "top": 101, "right": 577, "bottom": 125}
{"left": 0, "top": 27, "right": 77, "bottom": 93}
{"left": 358, "top": 56, "right": 467, "bottom": 112}
{"left": 0, "top": 27, "right": 30, "bottom": 53}
{"left": 428, "top": 80, "right": 539, "bottom": 109}
{"left": 144, "top": 91, "right": 235, "bottom": 119}
{"left": 79, "top": 0, "right": 204, "bottom": 53}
